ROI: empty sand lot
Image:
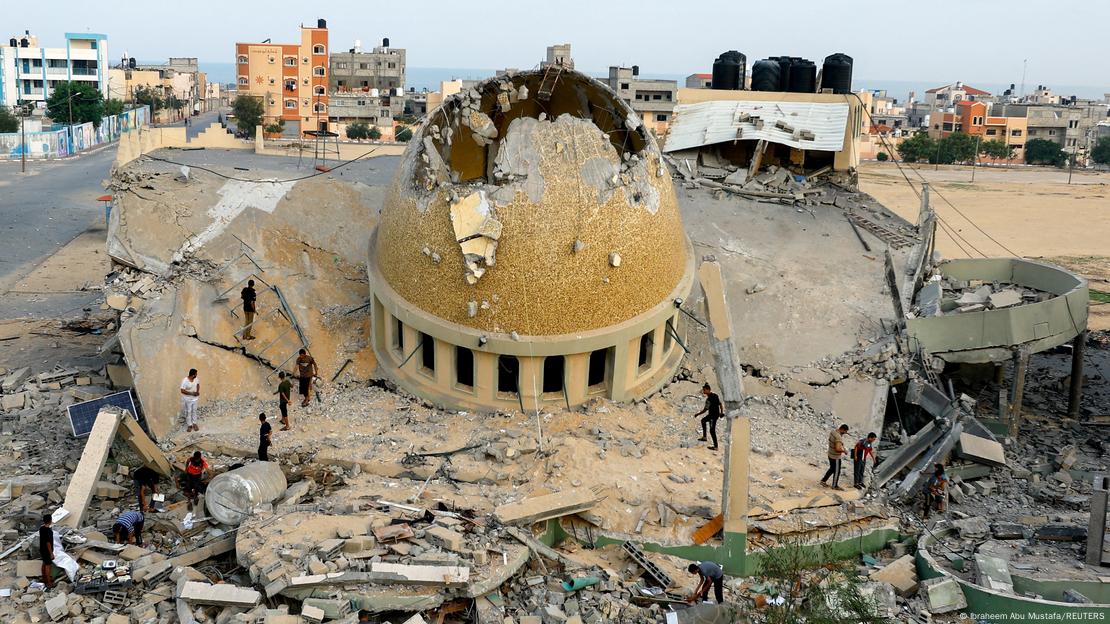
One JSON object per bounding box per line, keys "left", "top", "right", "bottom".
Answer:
{"left": 859, "top": 163, "right": 1110, "bottom": 329}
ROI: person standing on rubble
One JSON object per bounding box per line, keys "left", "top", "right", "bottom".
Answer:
{"left": 295, "top": 348, "right": 318, "bottom": 407}
{"left": 241, "top": 279, "right": 258, "bottom": 340}
{"left": 133, "top": 466, "right": 160, "bottom": 512}
{"left": 686, "top": 561, "right": 725, "bottom": 604}
{"left": 820, "top": 424, "right": 849, "bottom": 490}
{"left": 922, "top": 463, "right": 948, "bottom": 518}
{"left": 183, "top": 451, "right": 209, "bottom": 510}
{"left": 180, "top": 368, "right": 200, "bottom": 432}
{"left": 112, "top": 510, "right": 145, "bottom": 546}
{"left": 258, "top": 413, "right": 272, "bottom": 461}
{"left": 851, "top": 432, "right": 878, "bottom": 489}
{"left": 39, "top": 513, "right": 54, "bottom": 590}
{"left": 276, "top": 371, "right": 292, "bottom": 430}
{"left": 693, "top": 383, "right": 723, "bottom": 451}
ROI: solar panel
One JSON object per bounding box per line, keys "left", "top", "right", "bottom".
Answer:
{"left": 67, "top": 390, "right": 139, "bottom": 438}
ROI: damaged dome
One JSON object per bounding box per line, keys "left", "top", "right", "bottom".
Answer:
{"left": 373, "top": 68, "right": 691, "bottom": 336}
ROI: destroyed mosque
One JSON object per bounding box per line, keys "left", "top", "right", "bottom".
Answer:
{"left": 0, "top": 52, "right": 1107, "bottom": 624}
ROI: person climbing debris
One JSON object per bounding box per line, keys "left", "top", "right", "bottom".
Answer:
{"left": 183, "top": 451, "right": 209, "bottom": 510}
{"left": 133, "top": 466, "right": 159, "bottom": 512}
{"left": 112, "top": 510, "right": 145, "bottom": 546}
{"left": 39, "top": 513, "right": 54, "bottom": 589}
{"left": 296, "top": 349, "right": 318, "bottom": 407}
{"left": 686, "top": 560, "right": 725, "bottom": 604}
{"left": 851, "top": 432, "right": 878, "bottom": 489}
{"left": 180, "top": 368, "right": 200, "bottom": 432}
{"left": 276, "top": 371, "right": 292, "bottom": 430}
{"left": 922, "top": 463, "right": 948, "bottom": 518}
{"left": 241, "top": 279, "right": 258, "bottom": 340}
{"left": 820, "top": 424, "right": 849, "bottom": 490}
{"left": 693, "top": 383, "right": 723, "bottom": 451}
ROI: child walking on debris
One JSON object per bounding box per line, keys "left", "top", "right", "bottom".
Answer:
{"left": 184, "top": 451, "right": 209, "bottom": 510}
{"left": 693, "top": 383, "right": 722, "bottom": 450}
{"left": 851, "top": 432, "right": 878, "bottom": 489}
{"left": 258, "top": 413, "right": 272, "bottom": 461}
{"left": 821, "top": 424, "right": 849, "bottom": 490}
{"left": 180, "top": 368, "right": 200, "bottom": 431}
{"left": 38, "top": 513, "right": 54, "bottom": 589}
{"left": 922, "top": 463, "right": 948, "bottom": 518}
{"left": 295, "top": 349, "right": 318, "bottom": 407}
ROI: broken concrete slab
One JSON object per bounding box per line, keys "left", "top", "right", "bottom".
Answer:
{"left": 957, "top": 432, "right": 1006, "bottom": 467}
{"left": 59, "top": 408, "right": 123, "bottom": 528}
{"left": 988, "top": 289, "right": 1022, "bottom": 309}
{"left": 921, "top": 576, "right": 967, "bottom": 614}
{"left": 953, "top": 516, "right": 990, "bottom": 539}
{"left": 974, "top": 554, "right": 1014, "bottom": 593}
{"left": 494, "top": 487, "right": 605, "bottom": 525}
{"left": 368, "top": 562, "right": 470, "bottom": 587}
{"left": 869, "top": 555, "right": 917, "bottom": 597}
{"left": 177, "top": 581, "right": 261, "bottom": 607}
{"left": 116, "top": 412, "right": 174, "bottom": 476}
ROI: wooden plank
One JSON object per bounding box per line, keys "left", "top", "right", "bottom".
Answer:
{"left": 691, "top": 514, "right": 723, "bottom": 545}
{"left": 493, "top": 486, "right": 605, "bottom": 526}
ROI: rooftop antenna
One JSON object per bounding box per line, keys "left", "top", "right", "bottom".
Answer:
{"left": 1019, "top": 59, "right": 1027, "bottom": 98}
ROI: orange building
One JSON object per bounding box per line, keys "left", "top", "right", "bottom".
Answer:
{"left": 929, "top": 100, "right": 987, "bottom": 139}
{"left": 235, "top": 19, "right": 329, "bottom": 136}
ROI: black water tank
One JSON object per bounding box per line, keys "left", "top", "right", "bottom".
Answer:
{"left": 821, "top": 53, "right": 853, "bottom": 94}
{"left": 317, "top": 18, "right": 327, "bottom": 28}
{"left": 751, "top": 59, "right": 782, "bottom": 92}
{"left": 382, "top": 37, "right": 389, "bottom": 47}
{"left": 632, "top": 65, "right": 640, "bottom": 76}
{"left": 129, "top": 57, "right": 136, "bottom": 69}
{"left": 787, "top": 59, "right": 816, "bottom": 93}
{"left": 8, "top": 38, "right": 16, "bottom": 47}
{"left": 20, "top": 38, "right": 29, "bottom": 48}
{"left": 711, "top": 51, "right": 744, "bottom": 90}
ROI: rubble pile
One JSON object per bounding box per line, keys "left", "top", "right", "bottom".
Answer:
{"left": 914, "top": 276, "right": 1057, "bottom": 318}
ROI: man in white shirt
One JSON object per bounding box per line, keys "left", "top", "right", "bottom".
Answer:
{"left": 180, "top": 368, "right": 200, "bottom": 431}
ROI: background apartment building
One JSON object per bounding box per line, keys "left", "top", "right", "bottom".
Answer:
{"left": 108, "top": 57, "right": 210, "bottom": 121}
{"left": 0, "top": 31, "right": 109, "bottom": 108}
{"left": 235, "top": 19, "right": 329, "bottom": 136}
{"left": 328, "top": 38, "right": 405, "bottom": 136}
{"left": 603, "top": 66, "right": 678, "bottom": 135}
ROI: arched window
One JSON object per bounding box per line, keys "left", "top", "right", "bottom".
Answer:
{"left": 284, "top": 79, "right": 297, "bottom": 91}
{"left": 237, "top": 55, "right": 248, "bottom": 64}
{"left": 283, "top": 56, "right": 296, "bottom": 67}
{"left": 237, "top": 76, "right": 248, "bottom": 85}
{"left": 284, "top": 99, "right": 297, "bottom": 109}
{"left": 312, "top": 44, "right": 326, "bottom": 55}
{"left": 312, "top": 66, "right": 325, "bottom": 77}
{"left": 313, "top": 85, "right": 325, "bottom": 96}
{"left": 313, "top": 102, "right": 327, "bottom": 113}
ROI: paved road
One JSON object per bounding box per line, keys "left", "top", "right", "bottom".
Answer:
{"left": 157, "top": 107, "right": 225, "bottom": 140}
{"left": 0, "top": 145, "right": 117, "bottom": 295}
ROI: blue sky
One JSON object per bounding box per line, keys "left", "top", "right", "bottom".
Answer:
{"left": 13, "top": 0, "right": 1110, "bottom": 92}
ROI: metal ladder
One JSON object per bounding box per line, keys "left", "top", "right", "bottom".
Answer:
{"left": 536, "top": 65, "right": 563, "bottom": 101}
{"left": 847, "top": 212, "right": 917, "bottom": 249}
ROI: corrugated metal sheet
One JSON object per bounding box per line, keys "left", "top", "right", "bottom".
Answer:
{"left": 663, "top": 100, "right": 850, "bottom": 153}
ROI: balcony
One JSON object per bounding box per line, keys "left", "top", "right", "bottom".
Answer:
{"left": 71, "top": 67, "right": 99, "bottom": 76}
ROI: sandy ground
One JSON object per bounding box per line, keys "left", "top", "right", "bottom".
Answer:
{"left": 859, "top": 162, "right": 1110, "bottom": 330}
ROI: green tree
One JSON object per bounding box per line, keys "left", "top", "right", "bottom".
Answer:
{"left": 1091, "top": 137, "right": 1110, "bottom": 165}
{"left": 896, "top": 132, "right": 936, "bottom": 163}
{"left": 755, "top": 538, "right": 885, "bottom": 624}
{"left": 937, "top": 132, "right": 978, "bottom": 164}
{"left": 876, "top": 151, "right": 889, "bottom": 162}
{"left": 45, "top": 81, "right": 105, "bottom": 127}
{"left": 1025, "top": 138, "right": 1067, "bottom": 167}
{"left": 104, "top": 98, "right": 126, "bottom": 116}
{"left": 346, "top": 122, "right": 370, "bottom": 140}
{"left": 0, "top": 106, "right": 18, "bottom": 133}
{"left": 264, "top": 119, "right": 286, "bottom": 134}
{"left": 395, "top": 126, "right": 413, "bottom": 142}
{"left": 979, "top": 139, "right": 1013, "bottom": 160}
{"left": 231, "top": 95, "right": 265, "bottom": 135}
{"left": 133, "top": 86, "right": 163, "bottom": 109}
{"left": 368, "top": 126, "right": 382, "bottom": 140}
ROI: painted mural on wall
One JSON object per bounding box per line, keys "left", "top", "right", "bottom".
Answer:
{"left": 0, "top": 106, "right": 150, "bottom": 159}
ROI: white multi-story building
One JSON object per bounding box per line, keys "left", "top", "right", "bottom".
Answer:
{"left": 0, "top": 31, "right": 110, "bottom": 108}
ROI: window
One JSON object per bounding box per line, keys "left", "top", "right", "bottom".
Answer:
{"left": 284, "top": 56, "right": 296, "bottom": 67}
{"left": 1068, "top": 138, "right": 1077, "bottom": 146}
{"left": 1010, "top": 129, "right": 1022, "bottom": 137}
{"left": 313, "top": 44, "right": 326, "bottom": 55}
{"left": 388, "top": 62, "right": 396, "bottom": 69}
{"left": 635, "top": 94, "right": 643, "bottom": 100}
{"left": 498, "top": 356, "right": 519, "bottom": 396}
{"left": 1028, "top": 129, "right": 1037, "bottom": 136}
{"left": 392, "top": 317, "right": 404, "bottom": 354}
{"left": 360, "top": 63, "right": 369, "bottom": 70}
{"left": 663, "top": 319, "right": 675, "bottom": 353}
{"left": 588, "top": 349, "right": 609, "bottom": 389}
{"left": 1068, "top": 119, "right": 1079, "bottom": 128}
{"left": 942, "top": 122, "right": 953, "bottom": 131}
{"left": 419, "top": 333, "right": 435, "bottom": 374}
{"left": 655, "top": 114, "right": 667, "bottom": 122}
{"left": 313, "top": 85, "right": 325, "bottom": 96}
{"left": 455, "top": 347, "right": 474, "bottom": 388}
{"left": 652, "top": 94, "right": 661, "bottom": 100}
{"left": 1010, "top": 143, "right": 1023, "bottom": 150}
{"left": 542, "top": 356, "right": 565, "bottom": 394}
{"left": 620, "top": 82, "right": 629, "bottom": 90}
{"left": 637, "top": 330, "right": 655, "bottom": 373}
{"left": 972, "top": 116, "right": 983, "bottom": 125}
{"left": 284, "top": 99, "right": 297, "bottom": 109}
{"left": 238, "top": 55, "right": 248, "bottom": 64}
{"left": 381, "top": 109, "right": 390, "bottom": 117}
{"left": 986, "top": 128, "right": 997, "bottom": 136}
{"left": 238, "top": 76, "right": 248, "bottom": 85}
{"left": 313, "top": 102, "right": 327, "bottom": 113}
{"left": 285, "top": 79, "right": 297, "bottom": 91}
{"left": 313, "top": 66, "right": 325, "bottom": 77}
{"left": 1048, "top": 129, "right": 1056, "bottom": 136}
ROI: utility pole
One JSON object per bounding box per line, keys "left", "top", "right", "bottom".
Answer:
{"left": 1068, "top": 151, "right": 1075, "bottom": 185}
{"left": 972, "top": 133, "right": 981, "bottom": 182}
{"left": 19, "top": 101, "right": 27, "bottom": 174}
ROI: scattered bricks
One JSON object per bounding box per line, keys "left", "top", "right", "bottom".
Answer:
{"left": 869, "top": 555, "right": 917, "bottom": 597}
{"left": 991, "top": 522, "right": 1025, "bottom": 540}
{"left": 102, "top": 590, "right": 128, "bottom": 606}
{"left": 425, "top": 525, "right": 465, "bottom": 552}
{"left": 1, "top": 367, "right": 31, "bottom": 393}
{"left": 137, "top": 559, "right": 174, "bottom": 586}
{"left": 45, "top": 592, "right": 68, "bottom": 621}
{"left": 373, "top": 523, "right": 414, "bottom": 543}
{"left": 921, "top": 577, "right": 968, "bottom": 614}
{"left": 315, "top": 538, "right": 344, "bottom": 561}
{"left": 952, "top": 516, "right": 990, "bottom": 539}
{"left": 301, "top": 598, "right": 351, "bottom": 619}
{"left": 306, "top": 556, "right": 328, "bottom": 575}
{"left": 301, "top": 605, "right": 325, "bottom": 623}
{"left": 2, "top": 392, "right": 27, "bottom": 411}
{"left": 95, "top": 481, "right": 129, "bottom": 499}
{"left": 264, "top": 577, "right": 289, "bottom": 598}
{"left": 106, "top": 614, "right": 129, "bottom": 624}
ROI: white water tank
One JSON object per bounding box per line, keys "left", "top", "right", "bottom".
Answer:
{"left": 394, "top": 88, "right": 403, "bottom": 96}
{"left": 354, "top": 39, "right": 361, "bottom": 53}
{"left": 370, "top": 88, "right": 379, "bottom": 97}
{"left": 205, "top": 462, "right": 287, "bottom": 526}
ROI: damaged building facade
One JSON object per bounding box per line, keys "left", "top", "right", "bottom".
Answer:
{"left": 368, "top": 68, "right": 694, "bottom": 412}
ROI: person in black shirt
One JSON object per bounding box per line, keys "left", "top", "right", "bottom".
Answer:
{"left": 133, "top": 466, "right": 160, "bottom": 512}
{"left": 39, "top": 513, "right": 54, "bottom": 589}
{"left": 258, "top": 413, "right": 272, "bottom": 461}
{"left": 241, "top": 279, "right": 258, "bottom": 340}
{"left": 693, "top": 383, "right": 723, "bottom": 451}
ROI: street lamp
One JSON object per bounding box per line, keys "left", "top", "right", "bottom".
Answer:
{"left": 61, "top": 87, "right": 100, "bottom": 154}
{"left": 15, "top": 100, "right": 32, "bottom": 174}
